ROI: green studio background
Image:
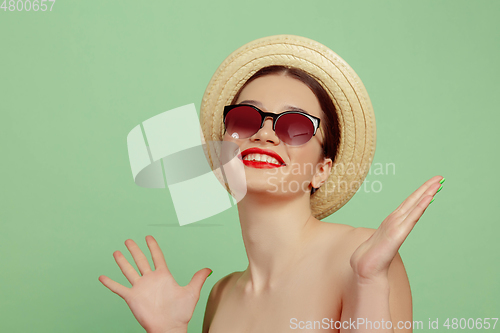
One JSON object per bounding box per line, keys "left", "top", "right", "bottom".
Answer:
{"left": 1, "top": 0, "right": 499, "bottom": 332}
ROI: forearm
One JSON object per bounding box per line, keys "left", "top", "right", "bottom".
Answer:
{"left": 341, "top": 276, "right": 393, "bottom": 333}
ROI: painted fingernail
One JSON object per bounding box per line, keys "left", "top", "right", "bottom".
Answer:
{"left": 208, "top": 270, "right": 213, "bottom": 277}
{"left": 436, "top": 184, "right": 443, "bottom": 193}
{"left": 430, "top": 197, "right": 435, "bottom": 204}
{"left": 439, "top": 177, "right": 446, "bottom": 184}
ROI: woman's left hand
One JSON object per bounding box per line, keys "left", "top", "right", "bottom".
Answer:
{"left": 349, "top": 175, "right": 444, "bottom": 283}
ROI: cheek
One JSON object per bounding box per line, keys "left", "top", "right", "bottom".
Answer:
{"left": 222, "top": 133, "right": 238, "bottom": 146}
{"left": 288, "top": 146, "right": 323, "bottom": 176}
{"left": 223, "top": 133, "right": 241, "bottom": 146}
{"left": 221, "top": 133, "right": 244, "bottom": 156}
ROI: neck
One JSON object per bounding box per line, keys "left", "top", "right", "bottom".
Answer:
{"left": 235, "top": 190, "right": 320, "bottom": 293}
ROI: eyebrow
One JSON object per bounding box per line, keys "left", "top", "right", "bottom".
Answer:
{"left": 238, "top": 100, "right": 311, "bottom": 115}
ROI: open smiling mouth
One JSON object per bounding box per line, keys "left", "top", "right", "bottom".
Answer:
{"left": 238, "top": 152, "right": 286, "bottom": 169}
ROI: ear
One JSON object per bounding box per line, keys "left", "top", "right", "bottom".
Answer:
{"left": 311, "top": 157, "right": 333, "bottom": 189}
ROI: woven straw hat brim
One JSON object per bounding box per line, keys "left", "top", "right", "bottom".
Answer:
{"left": 199, "top": 35, "right": 376, "bottom": 220}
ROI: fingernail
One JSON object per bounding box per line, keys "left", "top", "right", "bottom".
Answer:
{"left": 436, "top": 184, "right": 443, "bottom": 193}
{"left": 439, "top": 177, "right": 446, "bottom": 184}
{"left": 208, "top": 270, "right": 213, "bottom": 277}
{"left": 430, "top": 197, "right": 435, "bottom": 204}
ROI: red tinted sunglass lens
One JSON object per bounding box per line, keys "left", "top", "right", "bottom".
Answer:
{"left": 225, "top": 106, "right": 262, "bottom": 139}
{"left": 275, "top": 113, "right": 314, "bottom": 146}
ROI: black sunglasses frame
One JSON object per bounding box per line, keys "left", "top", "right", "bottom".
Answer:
{"left": 223, "top": 104, "right": 321, "bottom": 142}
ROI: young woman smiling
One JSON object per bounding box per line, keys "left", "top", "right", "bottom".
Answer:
{"left": 99, "top": 35, "right": 444, "bottom": 333}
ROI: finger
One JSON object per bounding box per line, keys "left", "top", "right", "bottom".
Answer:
{"left": 145, "top": 235, "right": 169, "bottom": 271}
{"left": 98, "top": 275, "right": 130, "bottom": 299}
{"left": 395, "top": 175, "right": 443, "bottom": 215}
{"left": 113, "top": 250, "right": 141, "bottom": 285}
{"left": 125, "top": 239, "right": 152, "bottom": 276}
{"left": 400, "top": 182, "right": 441, "bottom": 221}
{"left": 186, "top": 268, "right": 212, "bottom": 298}
{"left": 400, "top": 195, "right": 434, "bottom": 232}
{"left": 395, "top": 175, "right": 442, "bottom": 214}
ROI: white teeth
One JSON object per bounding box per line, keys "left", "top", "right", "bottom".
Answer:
{"left": 243, "top": 153, "right": 281, "bottom": 165}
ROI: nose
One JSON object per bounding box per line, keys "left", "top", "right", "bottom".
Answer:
{"left": 250, "top": 116, "right": 280, "bottom": 145}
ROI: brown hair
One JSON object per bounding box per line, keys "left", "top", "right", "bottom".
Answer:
{"left": 230, "top": 65, "right": 340, "bottom": 163}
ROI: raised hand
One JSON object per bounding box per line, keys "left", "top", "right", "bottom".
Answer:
{"left": 98, "top": 235, "right": 212, "bottom": 333}
{"left": 350, "top": 175, "right": 445, "bottom": 283}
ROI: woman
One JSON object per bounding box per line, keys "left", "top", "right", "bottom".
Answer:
{"left": 99, "top": 35, "right": 444, "bottom": 333}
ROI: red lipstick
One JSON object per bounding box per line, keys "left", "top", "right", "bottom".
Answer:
{"left": 239, "top": 147, "right": 286, "bottom": 169}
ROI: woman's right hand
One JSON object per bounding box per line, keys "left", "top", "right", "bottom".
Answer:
{"left": 98, "top": 235, "right": 212, "bottom": 333}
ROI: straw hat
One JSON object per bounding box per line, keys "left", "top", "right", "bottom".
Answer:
{"left": 199, "top": 35, "right": 376, "bottom": 220}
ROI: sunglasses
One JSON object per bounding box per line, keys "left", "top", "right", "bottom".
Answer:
{"left": 223, "top": 104, "right": 321, "bottom": 146}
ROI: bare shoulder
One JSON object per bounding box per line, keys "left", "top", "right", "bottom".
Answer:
{"left": 209, "top": 271, "right": 240, "bottom": 298}
{"left": 202, "top": 271, "right": 241, "bottom": 333}
{"left": 315, "top": 222, "right": 376, "bottom": 253}
{"left": 319, "top": 223, "right": 406, "bottom": 269}
{"left": 343, "top": 226, "right": 407, "bottom": 272}
{"left": 320, "top": 223, "right": 412, "bottom": 315}
{"left": 311, "top": 223, "right": 380, "bottom": 279}
{"left": 348, "top": 226, "right": 376, "bottom": 244}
